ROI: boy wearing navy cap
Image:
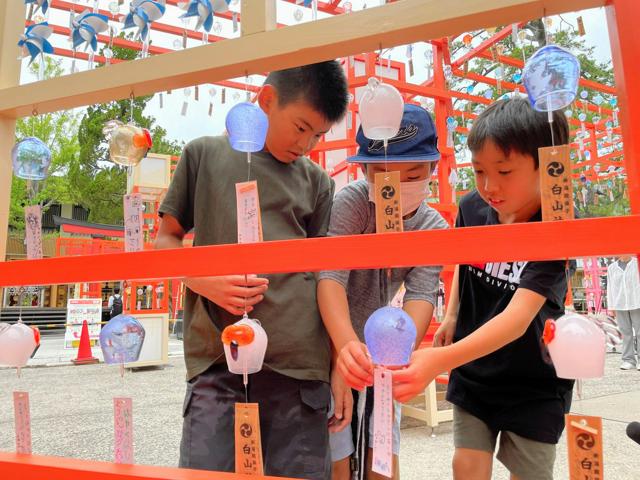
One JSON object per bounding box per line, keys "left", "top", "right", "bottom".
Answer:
{"left": 318, "top": 104, "right": 448, "bottom": 479}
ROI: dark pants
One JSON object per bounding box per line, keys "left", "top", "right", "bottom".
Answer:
{"left": 179, "top": 363, "right": 331, "bottom": 479}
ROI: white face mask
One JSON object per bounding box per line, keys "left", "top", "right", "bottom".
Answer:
{"left": 368, "top": 178, "right": 429, "bottom": 216}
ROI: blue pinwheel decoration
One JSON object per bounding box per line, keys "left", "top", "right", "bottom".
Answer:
{"left": 17, "top": 22, "right": 53, "bottom": 65}
{"left": 179, "top": 0, "right": 230, "bottom": 32}
{"left": 123, "top": 0, "right": 166, "bottom": 42}
{"left": 24, "top": 0, "right": 50, "bottom": 16}
{"left": 71, "top": 10, "right": 110, "bottom": 52}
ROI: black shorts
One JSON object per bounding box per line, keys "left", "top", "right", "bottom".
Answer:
{"left": 179, "top": 363, "right": 331, "bottom": 479}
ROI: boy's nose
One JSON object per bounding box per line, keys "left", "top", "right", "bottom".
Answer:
{"left": 483, "top": 177, "right": 498, "bottom": 193}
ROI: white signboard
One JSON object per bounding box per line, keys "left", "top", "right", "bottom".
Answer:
{"left": 64, "top": 298, "right": 102, "bottom": 349}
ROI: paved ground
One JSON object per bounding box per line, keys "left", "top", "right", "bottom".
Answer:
{"left": 1, "top": 335, "right": 639, "bottom": 478}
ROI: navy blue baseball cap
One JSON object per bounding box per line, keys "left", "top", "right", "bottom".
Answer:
{"left": 347, "top": 103, "right": 440, "bottom": 163}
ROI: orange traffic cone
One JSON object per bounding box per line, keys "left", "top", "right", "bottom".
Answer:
{"left": 72, "top": 320, "right": 99, "bottom": 365}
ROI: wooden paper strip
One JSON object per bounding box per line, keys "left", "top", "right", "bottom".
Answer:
{"left": 539, "top": 145, "right": 575, "bottom": 222}
{"left": 123, "top": 194, "right": 144, "bottom": 253}
{"left": 566, "top": 414, "right": 603, "bottom": 480}
{"left": 372, "top": 368, "right": 393, "bottom": 477}
{"left": 13, "top": 391, "right": 32, "bottom": 455}
{"left": 236, "top": 181, "right": 263, "bottom": 244}
{"left": 235, "top": 403, "right": 264, "bottom": 475}
{"left": 374, "top": 171, "right": 403, "bottom": 233}
{"left": 24, "top": 205, "right": 43, "bottom": 260}
{"left": 114, "top": 397, "right": 134, "bottom": 464}
{"left": 577, "top": 16, "right": 586, "bottom": 36}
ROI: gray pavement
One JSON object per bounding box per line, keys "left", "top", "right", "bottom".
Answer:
{"left": 1, "top": 336, "right": 639, "bottom": 478}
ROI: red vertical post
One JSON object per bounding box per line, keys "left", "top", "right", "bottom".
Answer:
{"left": 432, "top": 40, "right": 456, "bottom": 209}
{"left": 606, "top": 0, "right": 640, "bottom": 214}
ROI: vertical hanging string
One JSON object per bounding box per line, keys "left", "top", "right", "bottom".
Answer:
{"left": 129, "top": 92, "right": 134, "bottom": 124}
{"left": 243, "top": 71, "right": 251, "bottom": 317}
{"left": 243, "top": 358, "right": 249, "bottom": 403}
{"left": 542, "top": 14, "right": 557, "bottom": 154}
{"left": 128, "top": 92, "right": 135, "bottom": 179}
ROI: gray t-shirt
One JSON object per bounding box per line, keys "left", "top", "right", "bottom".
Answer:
{"left": 160, "top": 136, "right": 334, "bottom": 382}
{"left": 319, "top": 180, "right": 448, "bottom": 340}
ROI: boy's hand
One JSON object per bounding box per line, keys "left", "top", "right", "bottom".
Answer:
{"left": 433, "top": 315, "right": 457, "bottom": 347}
{"left": 337, "top": 340, "right": 374, "bottom": 391}
{"left": 391, "top": 348, "right": 444, "bottom": 403}
{"left": 185, "top": 275, "right": 269, "bottom": 315}
{"left": 328, "top": 369, "right": 353, "bottom": 433}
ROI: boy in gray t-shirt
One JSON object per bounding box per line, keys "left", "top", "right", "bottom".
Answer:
{"left": 318, "top": 104, "right": 448, "bottom": 479}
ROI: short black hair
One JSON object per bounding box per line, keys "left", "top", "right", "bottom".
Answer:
{"left": 467, "top": 97, "right": 569, "bottom": 168}
{"left": 264, "top": 60, "right": 349, "bottom": 123}
{"left": 114, "top": 287, "right": 120, "bottom": 294}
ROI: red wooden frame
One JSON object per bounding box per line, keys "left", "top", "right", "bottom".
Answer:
{"left": 3, "top": 1, "right": 640, "bottom": 478}
{"left": 1, "top": 216, "right": 639, "bottom": 287}
{"left": 0, "top": 452, "right": 293, "bottom": 480}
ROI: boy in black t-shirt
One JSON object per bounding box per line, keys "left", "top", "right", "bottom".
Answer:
{"left": 392, "top": 97, "right": 573, "bottom": 480}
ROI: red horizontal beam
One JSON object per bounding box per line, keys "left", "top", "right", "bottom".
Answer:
{"left": 0, "top": 216, "right": 639, "bottom": 287}
{"left": 350, "top": 75, "right": 453, "bottom": 102}
{"left": 314, "top": 138, "right": 357, "bottom": 152}
{"left": 452, "top": 23, "right": 524, "bottom": 69}
{"left": 0, "top": 452, "right": 292, "bottom": 480}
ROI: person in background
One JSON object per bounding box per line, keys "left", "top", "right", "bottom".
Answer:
{"left": 606, "top": 254, "right": 640, "bottom": 370}
{"left": 108, "top": 287, "right": 123, "bottom": 319}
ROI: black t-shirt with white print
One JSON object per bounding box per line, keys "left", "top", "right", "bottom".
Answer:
{"left": 446, "top": 190, "right": 574, "bottom": 444}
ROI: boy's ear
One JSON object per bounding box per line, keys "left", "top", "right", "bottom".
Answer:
{"left": 257, "top": 84, "right": 277, "bottom": 114}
